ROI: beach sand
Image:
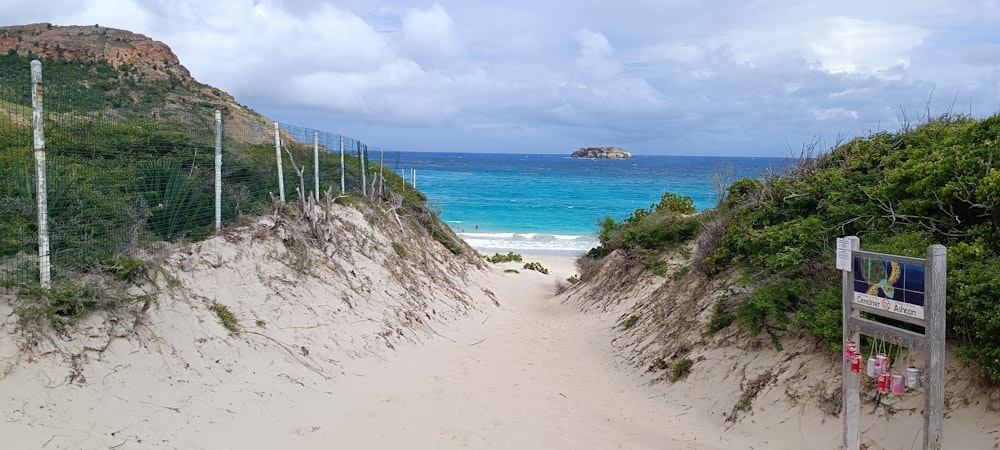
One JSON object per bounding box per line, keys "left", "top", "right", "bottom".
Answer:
{"left": 0, "top": 240, "right": 757, "bottom": 449}
{"left": 2, "top": 212, "right": 997, "bottom": 449}
{"left": 284, "top": 253, "right": 765, "bottom": 449}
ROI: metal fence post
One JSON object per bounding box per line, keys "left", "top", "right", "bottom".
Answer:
{"left": 214, "top": 110, "right": 222, "bottom": 231}
{"left": 274, "top": 122, "right": 285, "bottom": 203}
{"left": 30, "top": 60, "right": 51, "bottom": 289}
{"left": 358, "top": 142, "right": 368, "bottom": 197}
{"left": 339, "top": 136, "right": 345, "bottom": 194}
{"left": 313, "top": 130, "right": 320, "bottom": 200}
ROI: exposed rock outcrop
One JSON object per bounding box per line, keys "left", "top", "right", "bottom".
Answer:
{"left": 570, "top": 146, "right": 632, "bottom": 159}
{"left": 0, "top": 23, "right": 189, "bottom": 81}
{"left": 0, "top": 23, "right": 275, "bottom": 144}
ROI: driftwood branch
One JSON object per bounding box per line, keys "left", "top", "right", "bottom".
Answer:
{"left": 859, "top": 185, "right": 971, "bottom": 238}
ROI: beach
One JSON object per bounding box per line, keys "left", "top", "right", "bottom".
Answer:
{"left": 0, "top": 224, "right": 760, "bottom": 449}
{"left": 289, "top": 253, "right": 762, "bottom": 449}
{"left": 231, "top": 252, "right": 773, "bottom": 449}
{"left": 2, "top": 209, "right": 998, "bottom": 449}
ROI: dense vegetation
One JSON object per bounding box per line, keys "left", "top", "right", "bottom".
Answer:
{"left": 591, "top": 114, "right": 1000, "bottom": 382}
{"left": 0, "top": 52, "right": 464, "bottom": 295}
{"left": 1, "top": 50, "right": 202, "bottom": 116}
{"left": 589, "top": 192, "right": 700, "bottom": 275}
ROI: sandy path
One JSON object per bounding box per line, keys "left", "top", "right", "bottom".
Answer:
{"left": 281, "top": 257, "right": 755, "bottom": 449}
{"left": 0, "top": 253, "right": 772, "bottom": 450}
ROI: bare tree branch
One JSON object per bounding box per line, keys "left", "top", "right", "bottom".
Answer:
{"left": 712, "top": 163, "right": 734, "bottom": 207}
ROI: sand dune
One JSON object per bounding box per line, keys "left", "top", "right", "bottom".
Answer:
{"left": 0, "top": 234, "right": 757, "bottom": 449}
{"left": 2, "top": 208, "right": 998, "bottom": 449}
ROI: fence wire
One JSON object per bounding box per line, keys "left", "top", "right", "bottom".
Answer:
{"left": 1, "top": 57, "right": 386, "bottom": 287}
{"left": 0, "top": 60, "right": 35, "bottom": 285}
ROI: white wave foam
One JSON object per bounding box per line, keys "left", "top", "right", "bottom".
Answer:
{"left": 457, "top": 231, "right": 599, "bottom": 256}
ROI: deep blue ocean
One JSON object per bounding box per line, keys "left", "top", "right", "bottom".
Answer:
{"left": 384, "top": 152, "right": 789, "bottom": 256}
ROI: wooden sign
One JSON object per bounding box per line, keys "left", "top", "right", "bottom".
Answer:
{"left": 839, "top": 237, "right": 946, "bottom": 450}
{"left": 852, "top": 254, "right": 926, "bottom": 322}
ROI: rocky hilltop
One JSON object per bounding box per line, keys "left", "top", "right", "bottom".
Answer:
{"left": 570, "top": 146, "right": 632, "bottom": 159}
{"left": 0, "top": 23, "right": 273, "bottom": 144}
{"left": 0, "top": 23, "right": 189, "bottom": 81}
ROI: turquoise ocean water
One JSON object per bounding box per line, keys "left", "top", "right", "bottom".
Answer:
{"left": 385, "top": 152, "right": 788, "bottom": 256}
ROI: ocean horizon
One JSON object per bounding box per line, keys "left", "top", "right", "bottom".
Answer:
{"left": 385, "top": 152, "right": 789, "bottom": 257}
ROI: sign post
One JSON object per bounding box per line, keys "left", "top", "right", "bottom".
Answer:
{"left": 838, "top": 237, "right": 946, "bottom": 450}
{"left": 841, "top": 236, "right": 860, "bottom": 449}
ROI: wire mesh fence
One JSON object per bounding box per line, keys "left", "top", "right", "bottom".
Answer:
{"left": 0, "top": 58, "right": 35, "bottom": 286}
{"left": 0, "top": 57, "right": 389, "bottom": 288}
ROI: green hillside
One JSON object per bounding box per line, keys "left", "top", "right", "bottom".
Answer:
{"left": 0, "top": 51, "right": 464, "bottom": 294}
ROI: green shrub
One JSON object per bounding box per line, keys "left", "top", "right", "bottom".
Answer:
{"left": 792, "top": 285, "right": 842, "bottom": 349}
{"left": 423, "top": 213, "right": 464, "bottom": 255}
{"left": 0, "top": 207, "right": 33, "bottom": 257}
{"left": 692, "top": 113, "right": 1000, "bottom": 379}
{"left": 670, "top": 357, "right": 694, "bottom": 381}
{"left": 590, "top": 191, "right": 700, "bottom": 263}
{"left": 672, "top": 265, "right": 691, "bottom": 281}
{"left": 949, "top": 242, "right": 1000, "bottom": 382}
{"left": 135, "top": 160, "right": 212, "bottom": 241}
{"left": 0, "top": 261, "right": 37, "bottom": 288}
{"left": 621, "top": 213, "right": 700, "bottom": 251}
{"left": 706, "top": 297, "right": 735, "bottom": 335}
{"left": 209, "top": 301, "right": 240, "bottom": 334}
{"left": 735, "top": 279, "right": 807, "bottom": 339}
{"left": 523, "top": 261, "right": 549, "bottom": 274}
{"left": 14, "top": 281, "right": 138, "bottom": 331}
{"left": 651, "top": 192, "right": 696, "bottom": 215}
{"left": 487, "top": 252, "right": 523, "bottom": 263}
{"left": 637, "top": 248, "right": 669, "bottom": 276}
{"left": 102, "top": 255, "right": 149, "bottom": 283}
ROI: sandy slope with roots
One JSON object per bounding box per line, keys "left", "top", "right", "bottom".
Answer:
{"left": 0, "top": 201, "right": 500, "bottom": 449}
{"left": 1, "top": 200, "right": 999, "bottom": 449}
{"left": 564, "top": 247, "right": 1000, "bottom": 449}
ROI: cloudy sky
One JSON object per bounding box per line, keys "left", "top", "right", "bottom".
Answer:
{"left": 4, "top": 0, "right": 1000, "bottom": 156}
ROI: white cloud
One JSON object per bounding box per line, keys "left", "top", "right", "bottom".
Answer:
{"left": 0, "top": 0, "right": 998, "bottom": 155}
{"left": 288, "top": 59, "right": 467, "bottom": 126}
{"left": 806, "top": 16, "right": 927, "bottom": 75}
{"left": 400, "top": 3, "right": 461, "bottom": 67}
{"left": 56, "top": 0, "right": 150, "bottom": 29}
{"left": 812, "top": 108, "right": 860, "bottom": 120}
{"left": 629, "top": 42, "right": 705, "bottom": 65}
{"left": 575, "top": 29, "right": 614, "bottom": 66}
{"left": 157, "top": 2, "right": 403, "bottom": 106}
{"left": 570, "top": 29, "right": 619, "bottom": 82}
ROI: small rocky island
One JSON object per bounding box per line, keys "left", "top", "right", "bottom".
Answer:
{"left": 569, "top": 146, "right": 633, "bottom": 159}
